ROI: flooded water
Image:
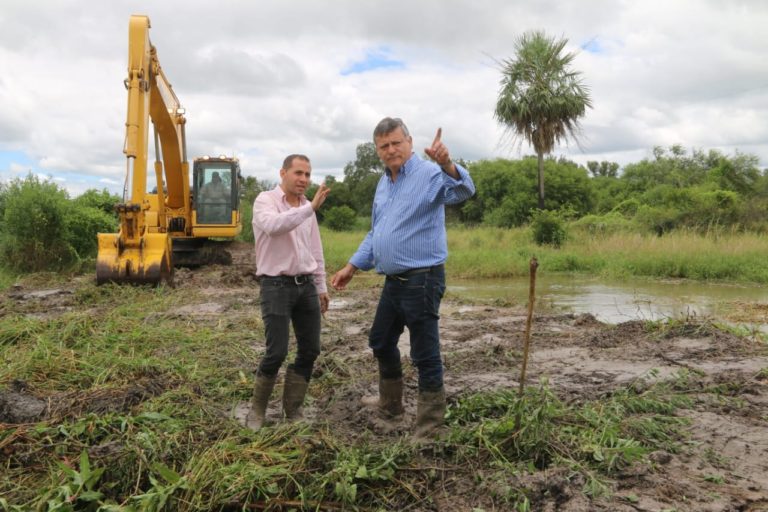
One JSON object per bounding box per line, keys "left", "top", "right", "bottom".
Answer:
{"left": 449, "top": 275, "right": 768, "bottom": 325}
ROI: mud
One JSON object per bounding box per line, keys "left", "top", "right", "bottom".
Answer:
{"left": 3, "top": 242, "right": 768, "bottom": 511}
{"left": 0, "top": 374, "right": 173, "bottom": 424}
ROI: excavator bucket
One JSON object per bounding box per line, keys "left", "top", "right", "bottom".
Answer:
{"left": 96, "top": 232, "right": 174, "bottom": 285}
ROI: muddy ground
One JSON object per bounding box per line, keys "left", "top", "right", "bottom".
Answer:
{"left": 3, "top": 242, "right": 768, "bottom": 511}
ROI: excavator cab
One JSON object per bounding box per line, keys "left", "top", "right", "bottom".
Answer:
{"left": 193, "top": 156, "right": 241, "bottom": 227}
{"left": 164, "top": 155, "right": 242, "bottom": 268}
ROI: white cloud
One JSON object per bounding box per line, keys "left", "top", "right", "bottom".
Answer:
{"left": 0, "top": 0, "right": 767, "bottom": 197}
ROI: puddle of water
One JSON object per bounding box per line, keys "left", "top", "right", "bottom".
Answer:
{"left": 449, "top": 275, "right": 768, "bottom": 325}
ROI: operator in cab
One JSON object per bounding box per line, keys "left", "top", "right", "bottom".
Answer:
{"left": 199, "top": 172, "right": 229, "bottom": 223}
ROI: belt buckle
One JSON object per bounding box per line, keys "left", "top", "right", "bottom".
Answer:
{"left": 294, "top": 275, "right": 306, "bottom": 285}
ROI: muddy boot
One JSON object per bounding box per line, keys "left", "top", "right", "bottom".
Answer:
{"left": 245, "top": 374, "right": 277, "bottom": 430}
{"left": 413, "top": 387, "right": 447, "bottom": 441}
{"left": 282, "top": 367, "right": 309, "bottom": 422}
{"left": 362, "top": 377, "right": 405, "bottom": 419}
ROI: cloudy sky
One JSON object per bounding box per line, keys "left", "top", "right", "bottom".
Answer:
{"left": 1, "top": 0, "right": 767, "bottom": 197}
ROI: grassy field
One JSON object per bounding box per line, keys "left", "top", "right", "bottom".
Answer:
{"left": 2, "top": 227, "right": 766, "bottom": 292}
{"left": 322, "top": 226, "right": 768, "bottom": 284}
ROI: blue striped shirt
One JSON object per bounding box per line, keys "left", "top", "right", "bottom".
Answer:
{"left": 349, "top": 153, "right": 475, "bottom": 275}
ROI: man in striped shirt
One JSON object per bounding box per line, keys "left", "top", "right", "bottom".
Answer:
{"left": 331, "top": 117, "right": 475, "bottom": 439}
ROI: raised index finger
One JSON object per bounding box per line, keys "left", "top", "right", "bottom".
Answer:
{"left": 431, "top": 127, "right": 442, "bottom": 147}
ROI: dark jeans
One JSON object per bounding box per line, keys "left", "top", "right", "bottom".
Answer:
{"left": 368, "top": 266, "right": 446, "bottom": 391}
{"left": 257, "top": 276, "right": 321, "bottom": 381}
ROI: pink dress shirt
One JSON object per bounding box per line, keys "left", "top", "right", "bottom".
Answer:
{"left": 252, "top": 186, "right": 327, "bottom": 294}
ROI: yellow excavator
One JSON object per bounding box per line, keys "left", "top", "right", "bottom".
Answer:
{"left": 97, "top": 15, "right": 242, "bottom": 285}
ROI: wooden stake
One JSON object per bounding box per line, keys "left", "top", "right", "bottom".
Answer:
{"left": 515, "top": 257, "right": 538, "bottom": 429}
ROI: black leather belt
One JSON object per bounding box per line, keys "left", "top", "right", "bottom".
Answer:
{"left": 260, "top": 274, "right": 313, "bottom": 285}
{"left": 386, "top": 264, "right": 444, "bottom": 281}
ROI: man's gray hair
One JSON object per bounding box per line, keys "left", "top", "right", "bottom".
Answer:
{"left": 373, "top": 117, "right": 410, "bottom": 140}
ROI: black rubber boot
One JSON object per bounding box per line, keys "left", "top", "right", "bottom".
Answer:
{"left": 245, "top": 374, "right": 277, "bottom": 430}
{"left": 282, "top": 367, "right": 309, "bottom": 421}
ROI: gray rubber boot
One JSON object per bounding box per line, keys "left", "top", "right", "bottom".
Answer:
{"left": 245, "top": 374, "right": 277, "bottom": 430}
{"left": 362, "top": 377, "right": 405, "bottom": 419}
{"left": 413, "top": 387, "right": 447, "bottom": 441}
{"left": 282, "top": 367, "right": 310, "bottom": 421}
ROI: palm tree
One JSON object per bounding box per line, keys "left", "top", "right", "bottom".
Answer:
{"left": 495, "top": 31, "right": 592, "bottom": 209}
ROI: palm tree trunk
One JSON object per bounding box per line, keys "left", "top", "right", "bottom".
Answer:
{"left": 537, "top": 151, "right": 545, "bottom": 209}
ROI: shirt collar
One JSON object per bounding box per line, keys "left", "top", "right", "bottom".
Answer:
{"left": 275, "top": 185, "right": 306, "bottom": 206}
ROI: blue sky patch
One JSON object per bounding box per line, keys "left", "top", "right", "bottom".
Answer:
{"left": 341, "top": 48, "right": 405, "bottom": 75}
{"left": 0, "top": 150, "right": 33, "bottom": 172}
{"left": 581, "top": 37, "right": 604, "bottom": 54}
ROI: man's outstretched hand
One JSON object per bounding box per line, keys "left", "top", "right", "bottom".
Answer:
{"left": 311, "top": 183, "right": 331, "bottom": 211}
{"left": 331, "top": 263, "right": 357, "bottom": 290}
{"left": 424, "top": 128, "right": 457, "bottom": 177}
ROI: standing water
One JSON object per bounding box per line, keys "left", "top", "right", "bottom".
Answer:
{"left": 448, "top": 275, "right": 768, "bottom": 325}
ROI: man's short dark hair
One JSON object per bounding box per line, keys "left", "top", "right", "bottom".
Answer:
{"left": 373, "top": 117, "right": 410, "bottom": 140}
{"left": 282, "top": 154, "right": 310, "bottom": 170}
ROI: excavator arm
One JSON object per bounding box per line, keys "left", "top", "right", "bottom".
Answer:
{"left": 96, "top": 15, "right": 186, "bottom": 285}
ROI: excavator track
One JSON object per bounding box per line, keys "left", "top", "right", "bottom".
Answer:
{"left": 171, "top": 238, "right": 234, "bottom": 267}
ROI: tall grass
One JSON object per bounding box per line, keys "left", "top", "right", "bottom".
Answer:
{"left": 322, "top": 226, "right": 768, "bottom": 283}
{"left": 0, "top": 268, "right": 15, "bottom": 290}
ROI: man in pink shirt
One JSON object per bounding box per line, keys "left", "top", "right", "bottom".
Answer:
{"left": 246, "top": 154, "right": 330, "bottom": 430}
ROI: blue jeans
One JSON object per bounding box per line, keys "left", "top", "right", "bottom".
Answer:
{"left": 368, "top": 266, "right": 446, "bottom": 391}
{"left": 257, "top": 276, "right": 321, "bottom": 381}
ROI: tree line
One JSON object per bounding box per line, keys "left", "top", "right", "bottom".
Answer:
{"left": 314, "top": 143, "right": 767, "bottom": 236}
{"left": 0, "top": 143, "right": 764, "bottom": 274}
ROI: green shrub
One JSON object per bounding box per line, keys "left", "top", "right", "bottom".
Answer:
{"left": 635, "top": 205, "right": 681, "bottom": 235}
{"left": 530, "top": 209, "right": 567, "bottom": 247}
{"left": 238, "top": 199, "right": 254, "bottom": 243}
{"left": 484, "top": 196, "right": 531, "bottom": 228}
{"left": 687, "top": 189, "right": 743, "bottom": 229}
{"left": 612, "top": 198, "right": 641, "bottom": 218}
{"left": 324, "top": 206, "right": 357, "bottom": 231}
{"left": 571, "top": 212, "right": 637, "bottom": 237}
{"left": 72, "top": 188, "right": 120, "bottom": 216}
{"left": 65, "top": 204, "right": 118, "bottom": 259}
{"left": 0, "top": 174, "right": 78, "bottom": 272}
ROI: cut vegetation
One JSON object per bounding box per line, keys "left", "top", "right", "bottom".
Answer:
{"left": 1, "top": 244, "right": 767, "bottom": 511}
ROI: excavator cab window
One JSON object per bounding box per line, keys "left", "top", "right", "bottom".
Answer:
{"left": 194, "top": 161, "right": 238, "bottom": 225}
